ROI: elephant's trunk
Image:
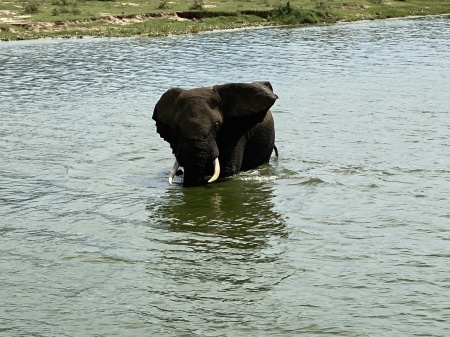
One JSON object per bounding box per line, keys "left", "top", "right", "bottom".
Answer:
{"left": 173, "top": 139, "right": 220, "bottom": 186}
{"left": 168, "top": 157, "right": 220, "bottom": 185}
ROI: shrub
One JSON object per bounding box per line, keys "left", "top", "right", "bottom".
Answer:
{"left": 22, "top": 0, "right": 44, "bottom": 13}
{"left": 189, "top": 0, "right": 204, "bottom": 10}
{"left": 312, "top": 0, "right": 334, "bottom": 10}
{"left": 157, "top": 0, "right": 169, "bottom": 9}
{"left": 272, "top": 2, "right": 320, "bottom": 24}
{"left": 51, "top": 4, "right": 81, "bottom": 16}
{"left": 275, "top": 0, "right": 293, "bottom": 15}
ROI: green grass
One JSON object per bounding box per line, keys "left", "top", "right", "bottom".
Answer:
{"left": 1, "top": 0, "right": 449, "bottom": 41}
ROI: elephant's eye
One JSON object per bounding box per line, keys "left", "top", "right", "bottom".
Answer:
{"left": 214, "top": 122, "right": 220, "bottom": 130}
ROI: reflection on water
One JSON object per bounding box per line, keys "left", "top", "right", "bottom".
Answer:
{"left": 141, "top": 174, "right": 291, "bottom": 336}
{"left": 147, "top": 174, "right": 286, "bottom": 249}
{"left": 1, "top": 15, "right": 450, "bottom": 337}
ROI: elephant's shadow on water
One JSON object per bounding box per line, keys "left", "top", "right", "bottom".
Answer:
{"left": 147, "top": 177, "right": 287, "bottom": 249}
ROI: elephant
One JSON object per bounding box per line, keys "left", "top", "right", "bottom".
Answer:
{"left": 152, "top": 81, "right": 278, "bottom": 187}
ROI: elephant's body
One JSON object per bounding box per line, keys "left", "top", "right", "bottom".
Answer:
{"left": 153, "top": 82, "right": 278, "bottom": 187}
{"left": 217, "top": 109, "right": 275, "bottom": 177}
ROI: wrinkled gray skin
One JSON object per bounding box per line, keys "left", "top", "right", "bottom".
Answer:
{"left": 153, "top": 81, "right": 278, "bottom": 187}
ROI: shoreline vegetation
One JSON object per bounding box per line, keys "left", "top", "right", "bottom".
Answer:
{"left": 1, "top": 1, "right": 449, "bottom": 41}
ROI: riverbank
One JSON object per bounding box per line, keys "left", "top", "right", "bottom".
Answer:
{"left": 1, "top": 0, "right": 449, "bottom": 41}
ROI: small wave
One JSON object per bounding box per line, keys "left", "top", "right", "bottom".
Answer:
{"left": 331, "top": 165, "right": 365, "bottom": 175}
{"left": 300, "top": 177, "right": 325, "bottom": 185}
{"left": 237, "top": 174, "right": 279, "bottom": 182}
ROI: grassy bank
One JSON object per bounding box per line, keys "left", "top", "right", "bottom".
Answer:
{"left": 1, "top": 0, "right": 449, "bottom": 41}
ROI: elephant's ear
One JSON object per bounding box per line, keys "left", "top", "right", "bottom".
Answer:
{"left": 152, "top": 88, "right": 183, "bottom": 154}
{"left": 213, "top": 81, "right": 278, "bottom": 118}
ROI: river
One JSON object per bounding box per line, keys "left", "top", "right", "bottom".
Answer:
{"left": 1, "top": 15, "right": 449, "bottom": 337}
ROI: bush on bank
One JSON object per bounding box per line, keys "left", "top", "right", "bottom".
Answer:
{"left": 271, "top": 1, "right": 332, "bottom": 25}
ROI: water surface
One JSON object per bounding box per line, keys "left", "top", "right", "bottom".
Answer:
{"left": 1, "top": 15, "right": 449, "bottom": 337}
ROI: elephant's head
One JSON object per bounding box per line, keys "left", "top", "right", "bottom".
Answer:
{"left": 152, "top": 81, "right": 278, "bottom": 187}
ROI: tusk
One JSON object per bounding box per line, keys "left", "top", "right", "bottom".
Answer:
{"left": 208, "top": 158, "right": 221, "bottom": 183}
{"left": 168, "top": 160, "right": 180, "bottom": 185}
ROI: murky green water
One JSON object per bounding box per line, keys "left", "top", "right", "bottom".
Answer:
{"left": 1, "top": 15, "right": 449, "bottom": 337}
